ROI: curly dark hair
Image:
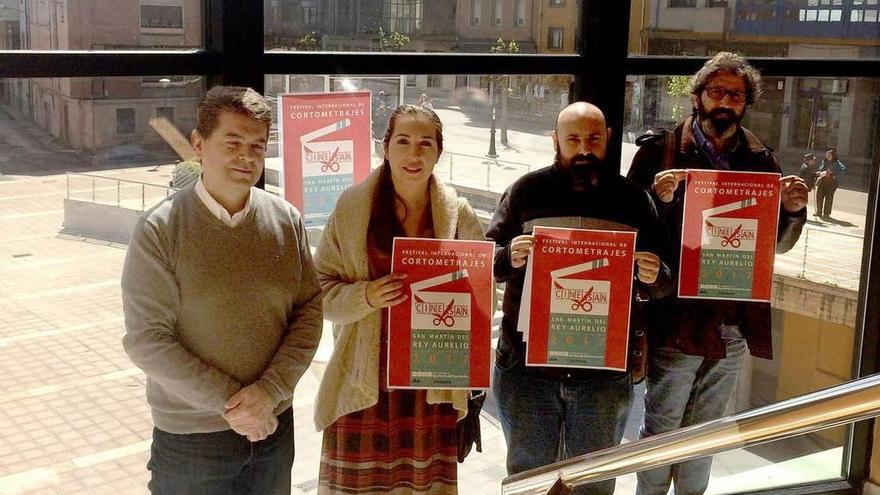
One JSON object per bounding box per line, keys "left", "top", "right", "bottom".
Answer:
{"left": 690, "top": 52, "right": 762, "bottom": 106}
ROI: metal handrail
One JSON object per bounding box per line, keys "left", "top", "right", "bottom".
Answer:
{"left": 65, "top": 172, "right": 174, "bottom": 211}
{"left": 502, "top": 373, "right": 880, "bottom": 495}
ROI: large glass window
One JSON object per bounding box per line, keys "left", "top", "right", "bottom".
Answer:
{"left": 0, "top": 72, "right": 576, "bottom": 493}
{"left": 4, "top": 0, "right": 202, "bottom": 50}
{"left": 264, "top": 0, "right": 581, "bottom": 54}
{"left": 385, "top": 0, "right": 422, "bottom": 34}
{"left": 0, "top": 75, "right": 205, "bottom": 492}
{"left": 629, "top": 0, "right": 880, "bottom": 58}
{"left": 621, "top": 74, "right": 880, "bottom": 493}
{"left": 2, "top": 1, "right": 879, "bottom": 494}
{"left": 263, "top": 73, "right": 574, "bottom": 202}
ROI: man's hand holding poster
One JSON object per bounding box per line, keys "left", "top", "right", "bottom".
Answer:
{"left": 389, "top": 238, "right": 495, "bottom": 390}
{"left": 519, "top": 227, "right": 636, "bottom": 371}
{"left": 679, "top": 170, "right": 781, "bottom": 302}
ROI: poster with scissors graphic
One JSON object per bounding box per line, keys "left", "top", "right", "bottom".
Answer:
{"left": 679, "top": 170, "right": 781, "bottom": 302}
{"left": 279, "top": 92, "right": 371, "bottom": 227}
{"left": 519, "top": 227, "right": 636, "bottom": 370}
{"left": 388, "top": 238, "right": 495, "bottom": 390}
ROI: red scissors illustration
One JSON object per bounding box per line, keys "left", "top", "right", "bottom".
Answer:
{"left": 432, "top": 300, "right": 456, "bottom": 327}
{"left": 320, "top": 147, "right": 341, "bottom": 172}
{"left": 720, "top": 224, "right": 743, "bottom": 248}
{"left": 570, "top": 286, "right": 594, "bottom": 312}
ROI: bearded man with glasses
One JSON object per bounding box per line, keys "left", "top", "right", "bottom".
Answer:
{"left": 627, "top": 52, "right": 808, "bottom": 495}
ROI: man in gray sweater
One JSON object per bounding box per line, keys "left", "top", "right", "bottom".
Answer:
{"left": 121, "top": 86, "right": 322, "bottom": 494}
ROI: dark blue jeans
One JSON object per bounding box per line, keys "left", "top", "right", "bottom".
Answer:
{"left": 636, "top": 339, "right": 748, "bottom": 495}
{"left": 148, "top": 408, "right": 295, "bottom": 495}
{"left": 493, "top": 358, "right": 633, "bottom": 495}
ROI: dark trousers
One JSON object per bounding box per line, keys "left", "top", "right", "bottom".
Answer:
{"left": 816, "top": 180, "right": 838, "bottom": 217}
{"left": 148, "top": 408, "right": 295, "bottom": 495}
{"left": 493, "top": 361, "right": 633, "bottom": 495}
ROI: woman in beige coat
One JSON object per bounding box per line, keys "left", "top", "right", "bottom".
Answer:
{"left": 314, "top": 104, "right": 485, "bottom": 494}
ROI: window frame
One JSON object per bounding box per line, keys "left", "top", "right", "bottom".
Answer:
{"left": 0, "top": 1, "right": 879, "bottom": 493}
{"left": 115, "top": 107, "right": 136, "bottom": 135}
{"left": 547, "top": 26, "right": 564, "bottom": 50}
{"left": 471, "top": 0, "right": 482, "bottom": 26}
{"left": 139, "top": 4, "right": 185, "bottom": 30}
{"left": 514, "top": 0, "right": 526, "bottom": 27}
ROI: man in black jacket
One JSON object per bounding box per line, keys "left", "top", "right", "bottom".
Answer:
{"left": 487, "top": 102, "right": 673, "bottom": 495}
{"left": 627, "top": 52, "right": 808, "bottom": 495}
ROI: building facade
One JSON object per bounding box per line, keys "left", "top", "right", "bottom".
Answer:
{"left": 627, "top": 0, "right": 880, "bottom": 190}
{"left": 4, "top": 0, "right": 202, "bottom": 153}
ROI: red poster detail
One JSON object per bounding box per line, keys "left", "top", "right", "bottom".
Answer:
{"left": 521, "top": 227, "right": 636, "bottom": 371}
{"left": 278, "top": 92, "right": 372, "bottom": 227}
{"left": 388, "top": 238, "right": 495, "bottom": 390}
{"left": 678, "top": 170, "right": 781, "bottom": 302}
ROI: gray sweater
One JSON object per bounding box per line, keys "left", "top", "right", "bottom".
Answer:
{"left": 121, "top": 186, "right": 322, "bottom": 434}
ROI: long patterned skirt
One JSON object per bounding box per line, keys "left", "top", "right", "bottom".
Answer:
{"left": 319, "top": 318, "right": 459, "bottom": 494}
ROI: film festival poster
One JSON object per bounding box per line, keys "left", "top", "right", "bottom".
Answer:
{"left": 518, "top": 226, "right": 636, "bottom": 371}
{"left": 679, "top": 169, "right": 781, "bottom": 302}
{"left": 388, "top": 238, "right": 495, "bottom": 390}
{"left": 278, "top": 91, "right": 372, "bottom": 227}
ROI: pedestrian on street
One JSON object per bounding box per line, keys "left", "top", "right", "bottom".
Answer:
{"left": 798, "top": 153, "right": 820, "bottom": 216}
{"left": 627, "top": 52, "right": 807, "bottom": 495}
{"left": 816, "top": 146, "right": 847, "bottom": 219}
{"left": 418, "top": 92, "right": 434, "bottom": 110}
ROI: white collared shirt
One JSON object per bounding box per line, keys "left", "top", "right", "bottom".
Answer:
{"left": 195, "top": 177, "right": 252, "bottom": 228}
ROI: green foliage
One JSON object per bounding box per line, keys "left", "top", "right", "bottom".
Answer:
{"left": 667, "top": 75, "right": 692, "bottom": 121}
{"left": 171, "top": 159, "right": 202, "bottom": 190}
{"left": 294, "top": 32, "right": 319, "bottom": 51}
{"left": 490, "top": 38, "right": 520, "bottom": 54}
{"left": 378, "top": 27, "right": 410, "bottom": 52}
{"left": 667, "top": 75, "right": 691, "bottom": 97}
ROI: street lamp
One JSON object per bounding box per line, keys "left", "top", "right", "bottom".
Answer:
{"left": 487, "top": 77, "right": 498, "bottom": 159}
{"left": 159, "top": 77, "right": 171, "bottom": 121}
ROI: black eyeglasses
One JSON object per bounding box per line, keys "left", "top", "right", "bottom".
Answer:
{"left": 704, "top": 86, "right": 747, "bottom": 104}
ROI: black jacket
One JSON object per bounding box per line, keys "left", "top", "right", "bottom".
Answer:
{"left": 627, "top": 116, "right": 806, "bottom": 359}
{"left": 486, "top": 162, "right": 674, "bottom": 379}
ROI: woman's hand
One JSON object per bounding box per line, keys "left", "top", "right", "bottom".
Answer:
{"left": 366, "top": 273, "right": 409, "bottom": 308}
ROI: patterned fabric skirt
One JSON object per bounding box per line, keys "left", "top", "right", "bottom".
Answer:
{"left": 318, "top": 387, "right": 459, "bottom": 495}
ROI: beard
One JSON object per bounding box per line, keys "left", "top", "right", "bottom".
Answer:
{"left": 555, "top": 145, "right": 607, "bottom": 191}
{"left": 696, "top": 99, "right": 744, "bottom": 142}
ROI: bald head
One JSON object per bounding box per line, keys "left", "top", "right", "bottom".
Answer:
{"left": 552, "top": 101, "right": 612, "bottom": 191}
{"left": 555, "top": 101, "right": 607, "bottom": 133}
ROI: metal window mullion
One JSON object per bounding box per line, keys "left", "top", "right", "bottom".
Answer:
{"left": 848, "top": 110, "right": 880, "bottom": 487}
{"left": 0, "top": 51, "right": 222, "bottom": 79}
{"left": 625, "top": 56, "right": 880, "bottom": 78}
{"left": 258, "top": 52, "right": 586, "bottom": 75}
